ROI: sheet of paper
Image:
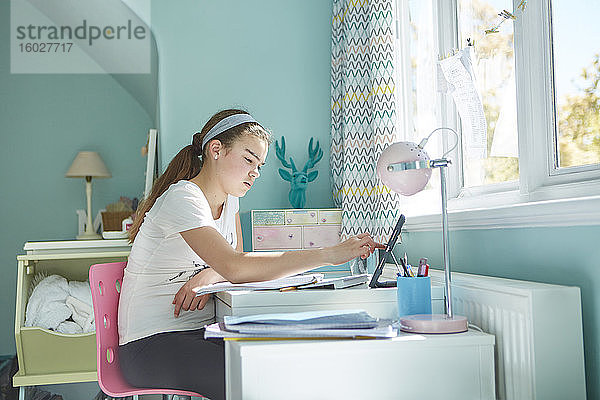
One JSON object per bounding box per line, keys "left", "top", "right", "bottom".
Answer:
{"left": 438, "top": 47, "right": 487, "bottom": 159}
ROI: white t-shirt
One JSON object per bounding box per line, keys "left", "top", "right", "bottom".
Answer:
{"left": 118, "top": 180, "right": 239, "bottom": 345}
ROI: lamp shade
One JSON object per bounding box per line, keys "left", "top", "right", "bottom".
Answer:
{"left": 65, "top": 151, "right": 111, "bottom": 178}
{"left": 376, "top": 142, "right": 432, "bottom": 196}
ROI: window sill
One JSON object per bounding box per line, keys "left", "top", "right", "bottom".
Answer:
{"left": 402, "top": 193, "right": 600, "bottom": 231}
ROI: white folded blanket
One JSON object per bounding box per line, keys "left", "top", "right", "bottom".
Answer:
{"left": 25, "top": 274, "right": 95, "bottom": 334}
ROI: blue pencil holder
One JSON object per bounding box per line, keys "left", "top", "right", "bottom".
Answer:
{"left": 397, "top": 276, "right": 432, "bottom": 318}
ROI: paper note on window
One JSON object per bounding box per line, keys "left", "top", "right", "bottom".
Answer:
{"left": 438, "top": 47, "right": 487, "bottom": 159}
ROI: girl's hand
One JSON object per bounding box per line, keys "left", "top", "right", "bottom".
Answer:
{"left": 172, "top": 267, "right": 225, "bottom": 318}
{"left": 326, "top": 233, "right": 385, "bottom": 266}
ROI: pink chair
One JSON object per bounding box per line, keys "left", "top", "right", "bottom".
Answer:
{"left": 90, "top": 262, "right": 204, "bottom": 400}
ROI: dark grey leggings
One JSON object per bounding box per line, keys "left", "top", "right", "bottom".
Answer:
{"left": 118, "top": 328, "right": 225, "bottom": 400}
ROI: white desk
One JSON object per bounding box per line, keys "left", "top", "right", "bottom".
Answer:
{"left": 216, "top": 286, "right": 495, "bottom": 400}
{"left": 225, "top": 330, "right": 495, "bottom": 400}
{"left": 215, "top": 283, "right": 445, "bottom": 322}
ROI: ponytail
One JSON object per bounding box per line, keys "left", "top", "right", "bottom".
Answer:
{"left": 128, "top": 144, "right": 201, "bottom": 242}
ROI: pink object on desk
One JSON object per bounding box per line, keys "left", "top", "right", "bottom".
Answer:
{"left": 400, "top": 314, "right": 468, "bottom": 334}
{"left": 89, "top": 262, "right": 204, "bottom": 399}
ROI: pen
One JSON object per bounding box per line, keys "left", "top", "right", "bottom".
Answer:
{"left": 279, "top": 286, "right": 298, "bottom": 292}
{"left": 399, "top": 256, "right": 412, "bottom": 277}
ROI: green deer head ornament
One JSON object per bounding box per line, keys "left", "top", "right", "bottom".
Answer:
{"left": 275, "top": 137, "right": 323, "bottom": 208}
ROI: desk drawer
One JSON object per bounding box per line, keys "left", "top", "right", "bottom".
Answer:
{"left": 253, "top": 226, "right": 302, "bottom": 250}
{"left": 284, "top": 210, "right": 318, "bottom": 225}
{"left": 252, "top": 210, "right": 285, "bottom": 226}
{"left": 302, "top": 225, "right": 341, "bottom": 248}
{"left": 318, "top": 209, "right": 342, "bottom": 224}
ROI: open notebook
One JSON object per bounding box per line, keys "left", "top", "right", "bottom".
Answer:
{"left": 193, "top": 273, "right": 323, "bottom": 296}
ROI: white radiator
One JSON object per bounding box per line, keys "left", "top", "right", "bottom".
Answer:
{"left": 428, "top": 270, "right": 586, "bottom": 400}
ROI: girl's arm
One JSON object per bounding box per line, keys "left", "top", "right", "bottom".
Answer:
{"left": 180, "top": 225, "right": 382, "bottom": 284}
{"left": 235, "top": 212, "right": 244, "bottom": 252}
{"left": 172, "top": 213, "right": 244, "bottom": 317}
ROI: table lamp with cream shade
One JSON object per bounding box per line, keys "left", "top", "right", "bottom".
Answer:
{"left": 376, "top": 128, "right": 468, "bottom": 334}
{"left": 66, "top": 151, "right": 111, "bottom": 240}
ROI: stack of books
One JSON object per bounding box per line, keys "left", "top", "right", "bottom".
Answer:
{"left": 204, "top": 310, "right": 397, "bottom": 339}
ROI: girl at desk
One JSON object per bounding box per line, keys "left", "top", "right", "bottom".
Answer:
{"left": 117, "top": 109, "right": 382, "bottom": 400}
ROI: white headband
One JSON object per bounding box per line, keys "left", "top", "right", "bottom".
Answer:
{"left": 201, "top": 114, "right": 259, "bottom": 149}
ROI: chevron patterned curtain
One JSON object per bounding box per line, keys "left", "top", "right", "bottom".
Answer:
{"left": 330, "top": 0, "right": 400, "bottom": 243}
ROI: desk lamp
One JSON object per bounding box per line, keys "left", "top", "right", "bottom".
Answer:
{"left": 66, "top": 151, "right": 111, "bottom": 240}
{"left": 376, "top": 128, "right": 467, "bottom": 334}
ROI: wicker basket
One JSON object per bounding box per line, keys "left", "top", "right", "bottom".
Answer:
{"left": 101, "top": 211, "right": 132, "bottom": 231}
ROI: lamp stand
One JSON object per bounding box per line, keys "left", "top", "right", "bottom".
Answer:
{"left": 400, "top": 159, "right": 468, "bottom": 334}
{"left": 77, "top": 176, "right": 101, "bottom": 240}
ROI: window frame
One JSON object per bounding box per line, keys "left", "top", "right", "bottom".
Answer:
{"left": 517, "top": 0, "right": 600, "bottom": 191}
{"left": 395, "top": 0, "right": 600, "bottom": 231}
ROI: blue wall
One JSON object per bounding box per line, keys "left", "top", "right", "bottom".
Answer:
{"left": 397, "top": 226, "right": 600, "bottom": 399}
{"left": 150, "top": 0, "right": 336, "bottom": 251}
{"left": 0, "top": 0, "right": 152, "bottom": 358}
{"left": 0, "top": 0, "right": 153, "bottom": 394}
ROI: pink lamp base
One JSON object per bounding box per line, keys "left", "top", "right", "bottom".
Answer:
{"left": 400, "top": 314, "right": 468, "bottom": 334}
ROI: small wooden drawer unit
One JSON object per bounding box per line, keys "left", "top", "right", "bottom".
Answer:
{"left": 251, "top": 208, "right": 349, "bottom": 277}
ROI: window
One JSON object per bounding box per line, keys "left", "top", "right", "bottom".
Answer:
{"left": 457, "top": 0, "right": 519, "bottom": 188}
{"left": 394, "top": 0, "right": 600, "bottom": 229}
{"left": 551, "top": 2, "right": 600, "bottom": 170}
